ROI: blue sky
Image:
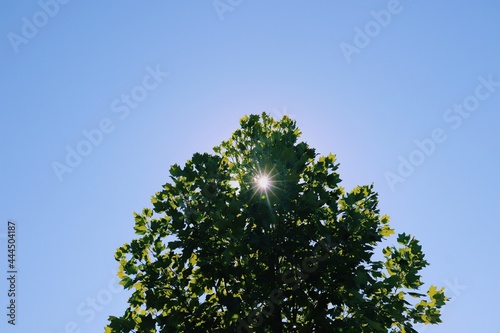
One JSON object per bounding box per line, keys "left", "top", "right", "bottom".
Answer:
{"left": 1, "top": 1, "right": 499, "bottom": 331}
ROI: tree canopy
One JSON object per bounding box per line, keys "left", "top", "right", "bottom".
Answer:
{"left": 105, "top": 113, "right": 447, "bottom": 332}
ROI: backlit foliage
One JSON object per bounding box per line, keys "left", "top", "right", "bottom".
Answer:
{"left": 105, "top": 113, "right": 447, "bottom": 332}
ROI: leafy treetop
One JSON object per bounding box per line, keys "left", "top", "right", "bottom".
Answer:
{"left": 105, "top": 113, "right": 448, "bottom": 333}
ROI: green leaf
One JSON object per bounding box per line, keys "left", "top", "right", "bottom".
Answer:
{"left": 170, "top": 164, "right": 182, "bottom": 177}
{"left": 380, "top": 225, "right": 395, "bottom": 237}
{"left": 120, "top": 276, "right": 134, "bottom": 289}
{"left": 124, "top": 262, "right": 138, "bottom": 275}
{"left": 397, "top": 233, "right": 412, "bottom": 245}
{"left": 408, "top": 292, "right": 425, "bottom": 298}
{"left": 134, "top": 224, "right": 147, "bottom": 235}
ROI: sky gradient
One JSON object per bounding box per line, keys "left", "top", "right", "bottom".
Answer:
{"left": 1, "top": 1, "right": 499, "bottom": 332}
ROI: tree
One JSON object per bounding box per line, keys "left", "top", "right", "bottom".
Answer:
{"left": 105, "top": 113, "right": 448, "bottom": 332}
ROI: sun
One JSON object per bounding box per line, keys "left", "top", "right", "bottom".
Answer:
{"left": 256, "top": 175, "right": 270, "bottom": 190}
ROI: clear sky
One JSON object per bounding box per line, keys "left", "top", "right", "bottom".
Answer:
{"left": 1, "top": 1, "right": 499, "bottom": 332}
